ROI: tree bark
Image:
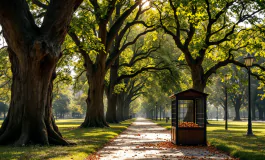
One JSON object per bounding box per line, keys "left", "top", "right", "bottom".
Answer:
{"left": 184, "top": 65, "right": 206, "bottom": 122}
{"left": 117, "top": 93, "right": 125, "bottom": 122}
{"left": 0, "top": 0, "right": 82, "bottom": 146}
{"left": 106, "top": 58, "right": 119, "bottom": 123}
{"left": 81, "top": 68, "right": 109, "bottom": 128}
{"left": 0, "top": 48, "right": 69, "bottom": 145}
{"left": 123, "top": 99, "right": 130, "bottom": 120}
{"left": 234, "top": 99, "right": 241, "bottom": 121}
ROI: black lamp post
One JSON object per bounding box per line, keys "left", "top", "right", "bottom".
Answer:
{"left": 244, "top": 53, "right": 254, "bottom": 136}
{"left": 225, "top": 74, "right": 229, "bottom": 130}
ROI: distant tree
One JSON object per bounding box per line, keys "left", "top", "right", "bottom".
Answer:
{"left": 0, "top": 102, "right": 8, "bottom": 119}
{"left": 69, "top": 0, "right": 156, "bottom": 127}
{"left": 155, "top": 0, "right": 264, "bottom": 121}
{"left": 53, "top": 94, "right": 70, "bottom": 119}
{"left": 0, "top": 49, "right": 11, "bottom": 103}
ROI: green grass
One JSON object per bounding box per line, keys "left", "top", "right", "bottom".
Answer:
{"left": 153, "top": 119, "right": 265, "bottom": 160}
{"left": 0, "top": 119, "right": 134, "bottom": 160}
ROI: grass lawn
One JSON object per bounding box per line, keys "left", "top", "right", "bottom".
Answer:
{"left": 0, "top": 119, "right": 134, "bottom": 160}
{"left": 153, "top": 119, "right": 265, "bottom": 160}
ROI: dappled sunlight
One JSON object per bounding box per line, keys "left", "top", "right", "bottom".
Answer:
{"left": 207, "top": 121, "right": 265, "bottom": 159}
{"left": 154, "top": 119, "right": 265, "bottom": 159}
{"left": 0, "top": 119, "right": 134, "bottom": 160}
{"left": 97, "top": 118, "right": 232, "bottom": 160}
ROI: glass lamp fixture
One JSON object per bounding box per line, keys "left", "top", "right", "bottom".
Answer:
{"left": 244, "top": 53, "right": 254, "bottom": 67}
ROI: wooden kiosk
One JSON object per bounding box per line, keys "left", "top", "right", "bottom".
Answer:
{"left": 170, "top": 89, "right": 208, "bottom": 145}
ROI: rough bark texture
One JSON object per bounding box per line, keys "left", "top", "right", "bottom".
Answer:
{"left": 106, "top": 59, "right": 119, "bottom": 123}
{"left": 0, "top": 0, "right": 82, "bottom": 145}
{"left": 0, "top": 47, "right": 69, "bottom": 146}
{"left": 81, "top": 68, "right": 109, "bottom": 128}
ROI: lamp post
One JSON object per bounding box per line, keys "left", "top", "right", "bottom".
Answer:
{"left": 244, "top": 53, "right": 254, "bottom": 136}
{"left": 225, "top": 74, "right": 229, "bottom": 130}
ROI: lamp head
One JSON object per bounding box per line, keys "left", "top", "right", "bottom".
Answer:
{"left": 244, "top": 53, "right": 254, "bottom": 67}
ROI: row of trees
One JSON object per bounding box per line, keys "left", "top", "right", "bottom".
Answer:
{"left": 0, "top": 0, "right": 265, "bottom": 146}
{"left": 208, "top": 64, "right": 265, "bottom": 121}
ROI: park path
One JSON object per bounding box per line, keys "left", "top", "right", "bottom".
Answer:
{"left": 96, "top": 118, "right": 233, "bottom": 160}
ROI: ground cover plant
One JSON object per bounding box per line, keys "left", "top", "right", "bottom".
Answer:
{"left": 0, "top": 119, "right": 134, "bottom": 160}
{"left": 153, "top": 119, "right": 265, "bottom": 160}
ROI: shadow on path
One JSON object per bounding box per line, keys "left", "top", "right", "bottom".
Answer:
{"left": 96, "top": 118, "right": 233, "bottom": 160}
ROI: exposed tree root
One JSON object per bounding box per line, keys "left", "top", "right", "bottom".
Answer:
{"left": 80, "top": 118, "right": 109, "bottom": 128}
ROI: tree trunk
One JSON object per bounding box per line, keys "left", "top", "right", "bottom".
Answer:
{"left": 117, "top": 93, "right": 124, "bottom": 122}
{"left": 234, "top": 99, "right": 241, "bottom": 121}
{"left": 0, "top": 0, "right": 82, "bottom": 146}
{"left": 81, "top": 69, "right": 109, "bottom": 128}
{"left": 258, "top": 109, "right": 264, "bottom": 120}
{"left": 106, "top": 59, "right": 119, "bottom": 123}
{"left": 184, "top": 65, "right": 206, "bottom": 122}
{"left": 0, "top": 48, "right": 69, "bottom": 146}
{"left": 3, "top": 112, "right": 6, "bottom": 119}
{"left": 123, "top": 99, "right": 130, "bottom": 120}
{"left": 257, "top": 105, "right": 264, "bottom": 120}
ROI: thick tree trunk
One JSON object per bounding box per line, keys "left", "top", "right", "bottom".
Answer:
{"left": 117, "top": 93, "right": 124, "bottom": 122}
{"left": 81, "top": 69, "right": 109, "bottom": 128}
{"left": 0, "top": 48, "right": 69, "bottom": 146}
{"left": 123, "top": 99, "right": 130, "bottom": 120}
{"left": 106, "top": 59, "right": 119, "bottom": 123}
{"left": 0, "top": 0, "right": 82, "bottom": 146}
{"left": 106, "top": 93, "right": 118, "bottom": 123}
{"left": 184, "top": 65, "right": 206, "bottom": 122}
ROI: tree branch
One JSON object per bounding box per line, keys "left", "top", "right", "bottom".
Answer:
{"left": 106, "top": 27, "right": 156, "bottom": 70}
{"left": 41, "top": 0, "right": 83, "bottom": 45}
{"left": 32, "top": 0, "right": 48, "bottom": 9}
{"left": 68, "top": 30, "right": 93, "bottom": 66}
{"left": 117, "top": 65, "right": 172, "bottom": 83}
{"left": 106, "top": 0, "right": 141, "bottom": 50}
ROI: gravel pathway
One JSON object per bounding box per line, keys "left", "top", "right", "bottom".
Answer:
{"left": 96, "top": 118, "right": 233, "bottom": 160}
